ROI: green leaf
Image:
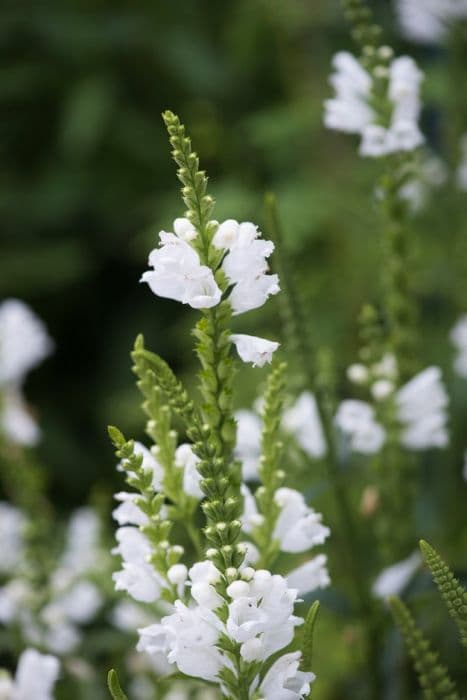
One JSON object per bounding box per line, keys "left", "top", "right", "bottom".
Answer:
{"left": 301, "top": 601, "right": 320, "bottom": 672}
{"left": 107, "top": 669, "right": 128, "bottom": 700}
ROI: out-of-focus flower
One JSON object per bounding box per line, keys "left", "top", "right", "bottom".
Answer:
{"left": 282, "top": 391, "right": 327, "bottom": 459}
{"left": 324, "top": 52, "right": 424, "bottom": 157}
{"left": 0, "top": 300, "right": 53, "bottom": 386}
{"left": 372, "top": 551, "right": 421, "bottom": 598}
{"left": 396, "top": 0, "right": 467, "bottom": 44}
{"left": 234, "top": 409, "right": 262, "bottom": 481}
{"left": 273, "top": 488, "right": 330, "bottom": 553}
{"left": 175, "top": 443, "right": 203, "bottom": 499}
{"left": 396, "top": 367, "right": 449, "bottom": 449}
{"left": 230, "top": 334, "right": 279, "bottom": 367}
{"left": 0, "top": 648, "right": 60, "bottom": 700}
{"left": 286, "top": 555, "right": 331, "bottom": 596}
{"left": 335, "top": 400, "right": 386, "bottom": 454}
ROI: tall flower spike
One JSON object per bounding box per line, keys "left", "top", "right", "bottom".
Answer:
{"left": 420, "top": 540, "right": 467, "bottom": 648}
{"left": 389, "top": 596, "right": 461, "bottom": 700}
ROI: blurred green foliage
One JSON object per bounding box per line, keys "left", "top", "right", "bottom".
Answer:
{"left": 1, "top": 1, "right": 467, "bottom": 696}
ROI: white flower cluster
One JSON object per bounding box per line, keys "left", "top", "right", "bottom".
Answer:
{"left": 396, "top": 0, "right": 467, "bottom": 44}
{"left": 450, "top": 315, "right": 467, "bottom": 377}
{"left": 337, "top": 364, "right": 449, "bottom": 453}
{"left": 324, "top": 51, "right": 424, "bottom": 157}
{"left": 0, "top": 648, "right": 59, "bottom": 700}
{"left": 137, "top": 564, "right": 315, "bottom": 698}
{"left": 141, "top": 218, "right": 280, "bottom": 367}
{"left": 234, "top": 392, "right": 327, "bottom": 483}
{"left": 398, "top": 152, "right": 447, "bottom": 212}
{"left": 0, "top": 508, "right": 106, "bottom": 656}
{"left": 0, "top": 299, "right": 53, "bottom": 446}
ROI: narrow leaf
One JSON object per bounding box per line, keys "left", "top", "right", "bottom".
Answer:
{"left": 301, "top": 601, "right": 320, "bottom": 671}
{"left": 107, "top": 669, "right": 128, "bottom": 700}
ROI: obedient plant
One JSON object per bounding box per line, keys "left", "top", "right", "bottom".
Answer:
{"left": 109, "top": 111, "right": 330, "bottom": 699}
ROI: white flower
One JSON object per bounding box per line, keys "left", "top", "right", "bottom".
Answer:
{"left": 53, "top": 581, "right": 102, "bottom": 624}
{"left": 259, "top": 651, "right": 315, "bottom": 700}
{"left": 371, "top": 379, "right": 395, "bottom": 401}
{"left": 282, "top": 391, "right": 327, "bottom": 459}
{"left": 234, "top": 409, "right": 262, "bottom": 480}
{"left": 240, "top": 484, "right": 264, "bottom": 534}
{"left": 226, "top": 570, "right": 302, "bottom": 661}
{"left": 0, "top": 503, "right": 26, "bottom": 574}
{"left": 230, "top": 334, "right": 279, "bottom": 367}
{"left": 173, "top": 217, "right": 197, "bottom": 242}
{"left": 188, "top": 561, "right": 223, "bottom": 610}
{"left": 347, "top": 363, "right": 369, "bottom": 385}
{"left": 216, "top": 220, "right": 280, "bottom": 315}
{"left": 9, "top": 649, "right": 59, "bottom": 700}
{"left": 372, "top": 551, "right": 421, "bottom": 599}
{"left": 141, "top": 230, "right": 221, "bottom": 309}
{"left": 335, "top": 400, "right": 386, "bottom": 454}
{"left": 111, "top": 600, "right": 153, "bottom": 632}
{"left": 0, "top": 299, "right": 53, "bottom": 386}
{"left": 158, "top": 601, "right": 226, "bottom": 681}
{"left": 286, "top": 554, "right": 331, "bottom": 595}
{"left": 273, "top": 488, "right": 330, "bottom": 553}
{"left": 113, "top": 492, "right": 148, "bottom": 526}
{"left": 113, "top": 527, "right": 163, "bottom": 603}
{"left": 450, "top": 314, "right": 467, "bottom": 378}
{"left": 60, "top": 507, "right": 101, "bottom": 574}
{"left": 0, "top": 388, "right": 41, "bottom": 446}
{"left": 324, "top": 51, "right": 424, "bottom": 157}
{"left": 396, "top": 0, "right": 467, "bottom": 44}
{"left": 174, "top": 443, "right": 203, "bottom": 499}
{"left": 396, "top": 366, "right": 449, "bottom": 449}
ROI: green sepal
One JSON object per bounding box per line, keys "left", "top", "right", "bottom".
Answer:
{"left": 107, "top": 669, "right": 128, "bottom": 700}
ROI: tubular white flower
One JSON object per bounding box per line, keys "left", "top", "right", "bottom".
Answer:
{"left": 0, "top": 299, "right": 53, "bottom": 386}
{"left": 230, "top": 334, "right": 279, "bottom": 368}
{"left": 286, "top": 554, "right": 331, "bottom": 596}
{"left": 10, "top": 648, "right": 60, "bottom": 700}
{"left": 396, "top": 0, "right": 467, "bottom": 44}
{"left": 372, "top": 551, "right": 421, "bottom": 599}
{"left": 113, "top": 492, "right": 148, "bottom": 526}
{"left": 158, "top": 601, "right": 227, "bottom": 682}
{"left": 174, "top": 443, "right": 203, "bottom": 499}
{"left": 0, "top": 387, "right": 41, "bottom": 447}
{"left": 234, "top": 409, "right": 262, "bottom": 480}
{"left": 112, "top": 526, "right": 164, "bottom": 603}
{"left": 335, "top": 400, "right": 386, "bottom": 454}
{"left": 324, "top": 50, "right": 424, "bottom": 158}
{"left": 141, "top": 230, "right": 222, "bottom": 309}
{"left": 282, "top": 391, "right": 327, "bottom": 459}
{"left": 214, "top": 219, "right": 280, "bottom": 315}
{"left": 259, "top": 651, "right": 315, "bottom": 700}
{"left": 273, "top": 488, "right": 330, "bottom": 553}
{"left": 396, "top": 366, "right": 449, "bottom": 450}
